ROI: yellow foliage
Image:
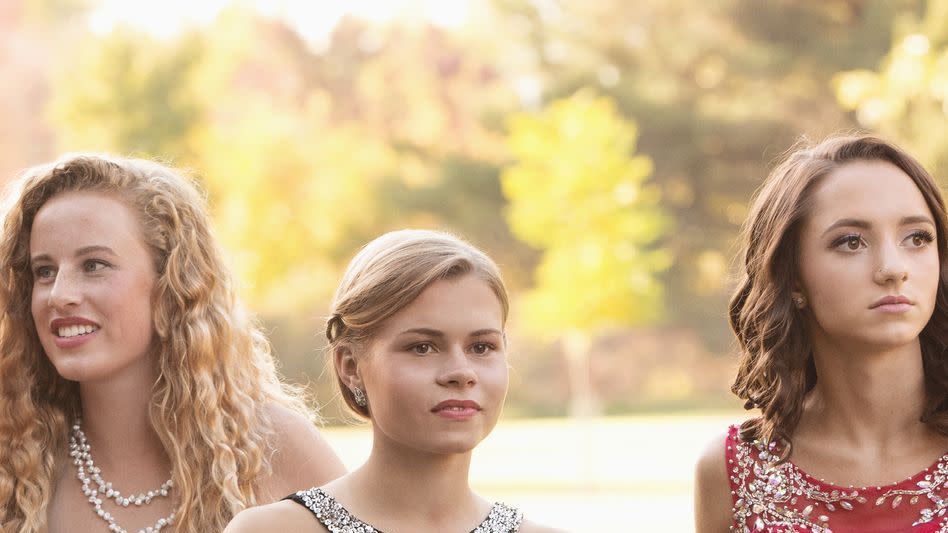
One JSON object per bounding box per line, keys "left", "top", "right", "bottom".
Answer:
{"left": 501, "top": 91, "right": 670, "bottom": 336}
{"left": 833, "top": 9, "right": 948, "bottom": 177}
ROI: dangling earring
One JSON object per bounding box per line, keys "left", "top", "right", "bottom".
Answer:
{"left": 352, "top": 387, "right": 367, "bottom": 407}
{"left": 792, "top": 294, "right": 806, "bottom": 309}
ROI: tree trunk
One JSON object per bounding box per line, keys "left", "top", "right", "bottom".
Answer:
{"left": 562, "top": 329, "right": 599, "bottom": 417}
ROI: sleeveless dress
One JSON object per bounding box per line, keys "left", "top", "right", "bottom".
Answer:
{"left": 284, "top": 487, "right": 524, "bottom": 533}
{"left": 726, "top": 425, "right": 948, "bottom": 532}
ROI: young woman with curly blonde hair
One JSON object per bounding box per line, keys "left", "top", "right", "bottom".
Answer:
{"left": 695, "top": 135, "right": 948, "bottom": 532}
{"left": 0, "top": 154, "right": 344, "bottom": 533}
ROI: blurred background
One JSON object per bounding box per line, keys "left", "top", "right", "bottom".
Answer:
{"left": 3, "top": 0, "right": 947, "bottom": 530}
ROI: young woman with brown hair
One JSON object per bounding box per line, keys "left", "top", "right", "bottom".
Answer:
{"left": 695, "top": 135, "right": 948, "bottom": 532}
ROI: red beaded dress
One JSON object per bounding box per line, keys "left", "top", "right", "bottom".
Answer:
{"left": 726, "top": 425, "right": 948, "bottom": 532}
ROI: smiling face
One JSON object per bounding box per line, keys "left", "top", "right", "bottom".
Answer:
{"left": 346, "top": 274, "right": 508, "bottom": 455}
{"left": 30, "top": 190, "right": 158, "bottom": 384}
{"left": 796, "top": 160, "right": 941, "bottom": 351}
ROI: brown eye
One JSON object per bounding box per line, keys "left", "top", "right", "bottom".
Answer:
{"left": 906, "top": 230, "right": 934, "bottom": 248}
{"left": 472, "top": 342, "right": 492, "bottom": 355}
{"left": 412, "top": 343, "right": 432, "bottom": 355}
{"left": 846, "top": 236, "right": 861, "bottom": 250}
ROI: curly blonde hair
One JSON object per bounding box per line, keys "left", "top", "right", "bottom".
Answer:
{"left": 730, "top": 134, "right": 948, "bottom": 452}
{"left": 0, "top": 154, "right": 315, "bottom": 532}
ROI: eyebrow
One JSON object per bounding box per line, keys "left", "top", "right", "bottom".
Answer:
{"left": 821, "top": 215, "right": 936, "bottom": 237}
{"left": 30, "top": 245, "right": 118, "bottom": 265}
{"left": 397, "top": 327, "right": 502, "bottom": 337}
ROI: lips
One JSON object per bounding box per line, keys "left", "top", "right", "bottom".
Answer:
{"left": 50, "top": 317, "right": 100, "bottom": 339}
{"left": 869, "top": 295, "right": 913, "bottom": 309}
{"left": 431, "top": 399, "right": 481, "bottom": 412}
{"left": 431, "top": 399, "right": 482, "bottom": 413}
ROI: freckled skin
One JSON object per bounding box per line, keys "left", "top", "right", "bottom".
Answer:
{"left": 30, "top": 191, "right": 157, "bottom": 384}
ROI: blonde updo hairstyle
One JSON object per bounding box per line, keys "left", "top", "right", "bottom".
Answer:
{"left": 0, "top": 154, "right": 313, "bottom": 532}
{"left": 326, "top": 229, "right": 509, "bottom": 417}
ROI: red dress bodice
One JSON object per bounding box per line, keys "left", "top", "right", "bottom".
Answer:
{"left": 726, "top": 425, "right": 948, "bottom": 532}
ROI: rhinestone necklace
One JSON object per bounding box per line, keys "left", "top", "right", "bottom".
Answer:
{"left": 69, "top": 419, "right": 175, "bottom": 533}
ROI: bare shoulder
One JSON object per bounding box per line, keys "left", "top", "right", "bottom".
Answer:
{"left": 257, "top": 404, "right": 346, "bottom": 501}
{"left": 693, "top": 429, "right": 734, "bottom": 533}
{"left": 517, "top": 518, "right": 570, "bottom": 533}
{"left": 223, "top": 500, "right": 326, "bottom": 533}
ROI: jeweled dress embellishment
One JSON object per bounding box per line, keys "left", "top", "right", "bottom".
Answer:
{"left": 728, "top": 427, "right": 948, "bottom": 532}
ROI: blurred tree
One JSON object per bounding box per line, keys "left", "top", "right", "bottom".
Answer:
{"left": 47, "top": 9, "right": 532, "bottom": 316}
{"left": 48, "top": 28, "right": 203, "bottom": 159}
{"left": 501, "top": 91, "right": 671, "bottom": 415}
{"left": 834, "top": 0, "right": 948, "bottom": 178}
{"left": 490, "top": 0, "right": 899, "bottom": 355}
{"left": 192, "top": 10, "right": 535, "bottom": 311}
{"left": 0, "top": 0, "right": 91, "bottom": 182}
{"left": 309, "top": 17, "right": 537, "bottom": 286}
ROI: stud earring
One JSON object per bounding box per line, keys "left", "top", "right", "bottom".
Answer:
{"left": 792, "top": 294, "right": 806, "bottom": 309}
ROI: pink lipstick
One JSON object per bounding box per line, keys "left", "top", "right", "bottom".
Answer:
{"left": 431, "top": 399, "right": 481, "bottom": 420}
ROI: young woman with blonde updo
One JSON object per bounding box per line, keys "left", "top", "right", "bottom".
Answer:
{"left": 226, "top": 229, "right": 563, "bottom": 533}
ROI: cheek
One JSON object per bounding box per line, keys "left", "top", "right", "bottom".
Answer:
{"left": 106, "top": 276, "right": 157, "bottom": 343}
{"left": 800, "top": 254, "right": 857, "bottom": 302}
{"left": 920, "top": 250, "right": 941, "bottom": 305}
{"left": 30, "top": 288, "right": 43, "bottom": 320}
{"left": 366, "top": 361, "right": 425, "bottom": 402}
{"left": 481, "top": 360, "right": 510, "bottom": 398}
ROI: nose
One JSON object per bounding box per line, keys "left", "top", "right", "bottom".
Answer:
{"left": 436, "top": 347, "right": 477, "bottom": 387}
{"left": 873, "top": 243, "right": 909, "bottom": 285}
{"left": 48, "top": 270, "right": 82, "bottom": 309}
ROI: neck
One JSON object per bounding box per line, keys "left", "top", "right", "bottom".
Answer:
{"left": 349, "top": 429, "right": 480, "bottom": 522}
{"left": 802, "top": 334, "right": 931, "bottom": 449}
{"left": 77, "top": 358, "right": 168, "bottom": 475}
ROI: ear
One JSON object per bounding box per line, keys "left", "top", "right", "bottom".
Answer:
{"left": 334, "top": 342, "right": 363, "bottom": 390}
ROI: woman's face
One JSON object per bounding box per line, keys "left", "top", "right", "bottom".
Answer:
{"left": 30, "top": 191, "right": 158, "bottom": 384}
{"left": 796, "top": 160, "right": 940, "bottom": 351}
{"left": 355, "top": 274, "right": 508, "bottom": 455}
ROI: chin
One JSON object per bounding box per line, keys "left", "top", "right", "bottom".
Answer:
{"left": 859, "top": 329, "right": 925, "bottom": 350}
{"left": 419, "top": 434, "right": 484, "bottom": 455}
{"left": 50, "top": 361, "right": 109, "bottom": 383}
{"left": 48, "top": 355, "right": 131, "bottom": 384}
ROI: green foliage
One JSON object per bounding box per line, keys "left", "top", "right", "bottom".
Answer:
{"left": 490, "top": 0, "right": 898, "bottom": 350}
{"left": 502, "top": 92, "right": 670, "bottom": 335}
{"left": 31, "top": 0, "right": 924, "bottom": 416}
{"left": 834, "top": 0, "right": 948, "bottom": 178}
{"left": 48, "top": 28, "right": 203, "bottom": 159}
{"left": 47, "top": 9, "right": 526, "bottom": 313}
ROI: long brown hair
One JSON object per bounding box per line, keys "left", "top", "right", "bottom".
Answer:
{"left": 0, "top": 154, "right": 314, "bottom": 532}
{"left": 730, "top": 134, "right": 948, "bottom": 450}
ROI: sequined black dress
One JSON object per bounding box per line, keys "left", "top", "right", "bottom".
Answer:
{"left": 285, "top": 487, "right": 523, "bottom": 533}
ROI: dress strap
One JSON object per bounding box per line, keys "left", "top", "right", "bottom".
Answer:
{"left": 472, "top": 502, "right": 523, "bottom": 533}
{"left": 284, "top": 488, "right": 524, "bottom": 533}
{"left": 284, "top": 488, "right": 383, "bottom": 533}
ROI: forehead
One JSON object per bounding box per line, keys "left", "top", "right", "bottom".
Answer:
{"left": 805, "top": 160, "right": 933, "bottom": 228}
{"left": 30, "top": 190, "right": 144, "bottom": 250}
{"left": 377, "top": 275, "right": 504, "bottom": 335}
